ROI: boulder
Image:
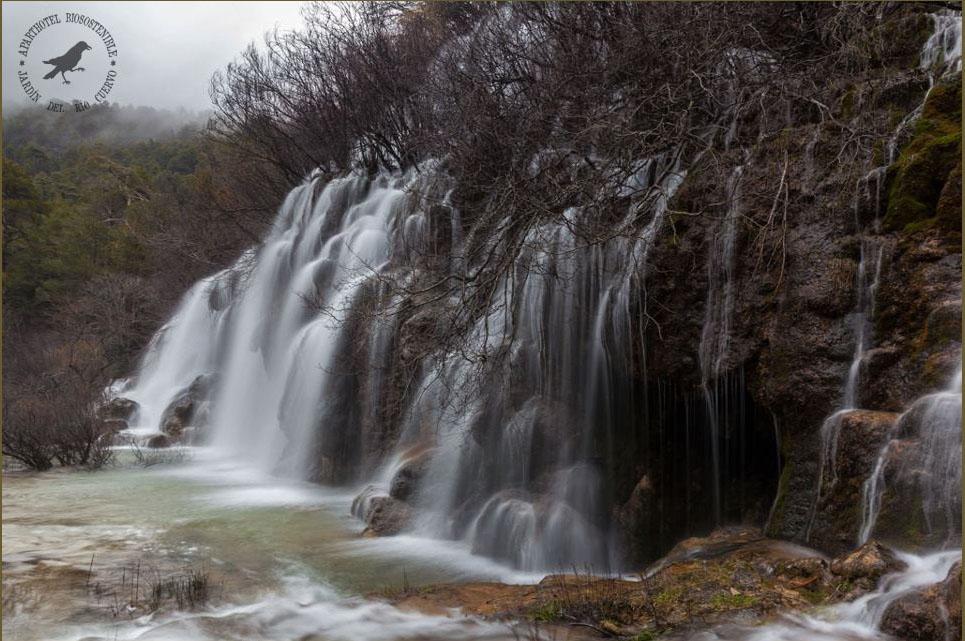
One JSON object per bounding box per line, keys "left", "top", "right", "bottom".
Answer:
{"left": 881, "top": 562, "right": 961, "bottom": 641}
{"left": 389, "top": 452, "right": 430, "bottom": 502}
{"left": 614, "top": 474, "right": 655, "bottom": 542}
{"left": 101, "top": 397, "right": 139, "bottom": 421}
{"left": 101, "top": 418, "right": 128, "bottom": 434}
{"left": 352, "top": 485, "right": 413, "bottom": 536}
{"left": 160, "top": 374, "right": 216, "bottom": 438}
{"left": 147, "top": 433, "right": 171, "bottom": 449}
{"left": 830, "top": 541, "right": 906, "bottom": 585}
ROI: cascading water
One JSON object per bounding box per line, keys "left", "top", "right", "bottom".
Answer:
{"left": 116, "top": 150, "right": 691, "bottom": 572}
{"left": 394, "top": 152, "right": 689, "bottom": 571}
{"left": 859, "top": 365, "right": 963, "bottom": 547}
{"left": 120, "top": 167, "right": 448, "bottom": 482}
{"left": 692, "top": 548, "right": 961, "bottom": 641}
{"left": 698, "top": 163, "right": 744, "bottom": 524}
{"left": 111, "top": 8, "right": 961, "bottom": 577}
{"left": 805, "top": 10, "right": 961, "bottom": 539}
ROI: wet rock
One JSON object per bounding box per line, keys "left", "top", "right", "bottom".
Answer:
{"left": 389, "top": 453, "right": 430, "bottom": 502}
{"left": 881, "top": 562, "right": 961, "bottom": 641}
{"left": 614, "top": 474, "right": 655, "bottom": 543}
{"left": 830, "top": 541, "right": 906, "bottom": 584}
{"left": 379, "top": 530, "right": 836, "bottom": 636}
{"left": 775, "top": 556, "right": 830, "bottom": 587}
{"left": 352, "top": 485, "right": 413, "bottom": 536}
{"left": 101, "top": 397, "right": 139, "bottom": 421}
{"left": 807, "top": 410, "right": 898, "bottom": 553}
{"left": 796, "top": 256, "right": 857, "bottom": 317}
{"left": 147, "top": 434, "right": 171, "bottom": 449}
{"left": 659, "top": 526, "right": 765, "bottom": 566}
{"left": 160, "top": 374, "right": 216, "bottom": 438}
{"left": 101, "top": 418, "right": 128, "bottom": 434}
{"left": 363, "top": 496, "right": 412, "bottom": 536}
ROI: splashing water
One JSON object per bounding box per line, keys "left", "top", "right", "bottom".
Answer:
{"left": 859, "top": 366, "right": 963, "bottom": 546}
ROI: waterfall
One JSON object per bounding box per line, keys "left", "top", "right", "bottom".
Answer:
{"left": 119, "top": 167, "right": 448, "bottom": 480}
{"left": 398, "top": 152, "right": 688, "bottom": 570}
{"left": 115, "top": 150, "right": 689, "bottom": 571}
{"left": 698, "top": 164, "right": 744, "bottom": 524}
{"left": 921, "top": 9, "right": 962, "bottom": 75}
{"left": 859, "top": 365, "right": 963, "bottom": 546}
{"left": 117, "top": 271, "right": 233, "bottom": 441}
{"left": 111, "top": 9, "right": 960, "bottom": 573}
{"left": 805, "top": 11, "right": 961, "bottom": 539}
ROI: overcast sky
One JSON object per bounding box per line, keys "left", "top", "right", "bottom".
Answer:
{"left": 3, "top": 1, "right": 307, "bottom": 112}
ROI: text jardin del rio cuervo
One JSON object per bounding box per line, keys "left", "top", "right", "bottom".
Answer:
{"left": 17, "top": 12, "right": 119, "bottom": 112}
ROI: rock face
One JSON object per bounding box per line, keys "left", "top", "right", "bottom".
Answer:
{"left": 807, "top": 410, "right": 898, "bottom": 553}
{"left": 99, "top": 397, "right": 140, "bottom": 442}
{"left": 881, "top": 562, "right": 961, "bottom": 641}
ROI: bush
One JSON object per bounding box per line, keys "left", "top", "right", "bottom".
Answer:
{"left": 2, "top": 327, "right": 114, "bottom": 471}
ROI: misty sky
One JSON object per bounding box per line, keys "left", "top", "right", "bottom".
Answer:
{"left": 3, "top": 1, "right": 307, "bottom": 112}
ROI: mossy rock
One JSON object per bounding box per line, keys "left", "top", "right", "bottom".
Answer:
{"left": 883, "top": 77, "right": 962, "bottom": 233}
{"left": 872, "top": 487, "right": 929, "bottom": 550}
{"left": 764, "top": 459, "right": 794, "bottom": 538}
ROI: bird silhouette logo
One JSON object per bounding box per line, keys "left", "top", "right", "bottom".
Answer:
{"left": 42, "top": 41, "right": 92, "bottom": 84}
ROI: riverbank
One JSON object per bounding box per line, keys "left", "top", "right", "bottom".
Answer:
{"left": 380, "top": 527, "right": 961, "bottom": 640}
{"left": 4, "top": 458, "right": 959, "bottom": 641}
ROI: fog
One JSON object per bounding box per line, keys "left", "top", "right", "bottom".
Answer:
{"left": 2, "top": 1, "right": 305, "bottom": 111}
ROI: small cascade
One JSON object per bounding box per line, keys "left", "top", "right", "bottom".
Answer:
{"left": 117, "top": 272, "right": 233, "bottom": 442}
{"left": 805, "top": 10, "right": 960, "bottom": 539}
{"left": 859, "top": 365, "right": 962, "bottom": 546}
{"left": 806, "top": 183, "right": 886, "bottom": 538}
{"left": 921, "top": 9, "right": 962, "bottom": 75}
{"left": 884, "top": 11, "right": 962, "bottom": 166}
{"left": 698, "top": 164, "right": 745, "bottom": 524}
{"left": 696, "top": 549, "right": 961, "bottom": 640}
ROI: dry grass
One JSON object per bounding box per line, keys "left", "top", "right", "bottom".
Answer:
{"left": 148, "top": 567, "right": 211, "bottom": 611}
{"left": 88, "top": 559, "right": 214, "bottom": 617}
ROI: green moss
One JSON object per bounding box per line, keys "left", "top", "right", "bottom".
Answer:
{"left": 653, "top": 585, "right": 684, "bottom": 608}
{"left": 873, "top": 489, "right": 928, "bottom": 549}
{"left": 709, "top": 592, "right": 758, "bottom": 610}
{"left": 884, "top": 78, "right": 962, "bottom": 233}
{"left": 802, "top": 585, "right": 831, "bottom": 605}
{"left": 531, "top": 600, "right": 564, "bottom": 622}
{"left": 765, "top": 458, "right": 793, "bottom": 537}
{"left": 633, "top": 631, "right": 658, "bottom": 641}
{"left": 902, "top": 218, "right": 939, "bottom": 234}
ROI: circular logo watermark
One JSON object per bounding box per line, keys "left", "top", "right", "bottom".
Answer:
{"left": 16, "top": 12, "right": 119, "bottom": 112}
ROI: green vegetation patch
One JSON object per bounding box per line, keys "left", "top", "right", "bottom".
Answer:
{"left": 884, "top": 77, "right": 962, "bottom": 234}
{"left": 709, "top": 591, "right": 758, "bottom": 611}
